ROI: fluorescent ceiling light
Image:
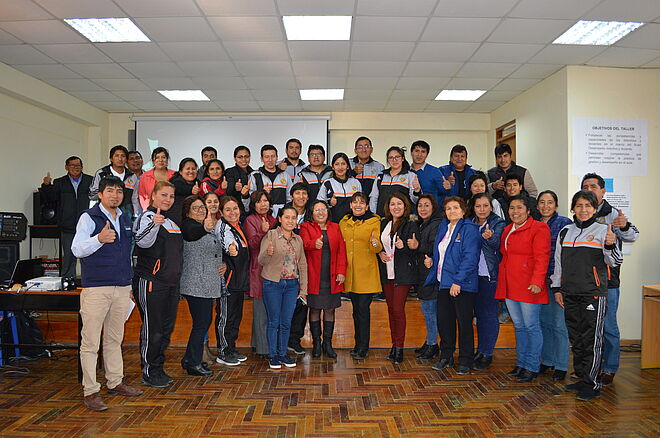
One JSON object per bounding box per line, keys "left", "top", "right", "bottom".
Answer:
{"left": 158, "top": 90, "right": 210, "bottom": 101}
{"left": 283, "top": 16, "right": 352, "bottom": 40}
{"left": 553, "top": 20, "right": 643, "bottom": 45}
{"left": 435, "top": 90, "right": 486, "bottom": 101}
{"left": 64, "top": 18, "right": 150, "bottom": 42}
{"left": 300, "top": 89, "right": 344, "bottom": 100}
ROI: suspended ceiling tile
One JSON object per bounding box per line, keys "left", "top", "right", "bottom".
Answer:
{"left": 112, "top": 91, "right": 166, "bottom": 101}
{"left": 295, "top": 76, "right": 347, "bottom": 88}
{"left": 410, "top": 42, "right": 479, "bottom": 62}
{"left": 68, "top": 63, "right": 134, "bottom": 79}
{"left": 277, "top": 0, "right": 355, "bottom": 15}
{"left": 33, "top": 0, "right": 125, "bottom": 18}
{"left": 217, "top": 100, "right": 263, "bottom": 111}
{"left": 196, "top": 0, "right": 278, "bottom": 16}
{"left": 0, "top": 45, "right": 57, "bottom": 64}
{"left": 433, "top": 0, "right": 518, "bottom": 18}
{"left": 139, "top": 77, "right": 197, "bottom": 89}
{"left": 0, "top": 28, "right": 22, "bottom": 44}
{"left": 67, "top": 90, "right": 122, "bottom": 101}
{"left": 89, "top": 101, "right": 139, "bottom": 111}
{"left": 292, "top": 61, "right": 348, "bottom": 77}
{"left": 584, "top": 0, "right": 660, "bottom": 22}
{"left": 96, "top": 42, "right": 170, "bottom": 63}
{"left": 120, "top": 62, "right": 187, "bottom": 78}
{"left": 288, "top": 41, "right": 350, "bottom": 61}
{"left": 243, "top": 75, "right": 297, "bottom": 89}
{"left": 93, "top": 78, "right": 151, "bottom": 91}
{"left": 508, "top": 0, "right": 602, "bottom": 19}
{"left": 425, "top": 100, "right": 472, "bottom": 112}
{"left": 207, "top": 16, "right": 283, "bottom": 41}
{"left": 130, "top": 100, "right": 180, "bottom": 111}
{"left": 488, "top": 18, "right": 574, "bottom": 44}
{"left": 403, "top": 61, "right": 463, "bottom": 77}
{"left": 36, "top": 43, "right": 112, "bottom": 63}
{"left": 45, "top": 78, "right": 105, "bottom": 91}
{"left": 257, "top": 100, "right": 304, "bottom": 111}
{"left": 586, "top": 47, "right": 660, "bottom": 67}
{"left": 395, "top": 77, "right": 450, "bottom": 90}
{"left": 177, "top": 61, "right": 239, "bottom": 76}
{"left": 0, "top": 20, "right": 85, "bottom": 44}
{"left": 113, "top": 0, "right": 202, "bottom": 17}
{"left": 508, "top": 63, "right": 563, "bottom": 79}
{"left": 529, "top": 45, "right": 606, "bottom": 64}
{"left": 159, "top": 42, "right": 229, "bottom": 62}
{"left": 422, "top": 17, "right": 500, "bottom": 42}
{"left": 491, "top": 77, "right": 542, "bottom": 91}
{"left": 12, "top": 63, "right": 81, "bottom": 79}
{"left": 135, "top": 17, "right": 217, "bottom": 42}
{"left": 251, "top": 89, "right": 300, "bottom": 101}
{"left": 357, "top": 0, "right": 437, "bottom": 16}
{"left": 445, "top": 77, "right": 502, "bottom": 89}
{"left": 174, "top": 101, "right": 220, "bottom": 111}
{"left": 191, "top": 76, "right": 248, "bottom": 89}
{"left": 350, "top": 42, "right": 415, "bottom": 61}
{"left": 346, "top": 76, "right": 399, "bottom": 89}
{"left": 224, "top": 41, "right": 289, "bottom": 61}
{"left": 0, "top": 1, "right": 53, "bottom": 20}
{"left": 348, "top": 61, "right": 406, "bottom": 77}
{"left": 353, "top": 17, "right": 426, "bottom": 42}
{"left": 235, "top": 61, "right": 293, "bottom": 76}
{"left": 470, "top": 43, "right": 544, "bottom": 63}
{"left": 615, "top": 23, "right": 660, "bottom": 50}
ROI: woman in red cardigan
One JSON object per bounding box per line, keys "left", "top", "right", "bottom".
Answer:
{"left": 495, "top": 195, "right": 551, "bottom": 383}
{"left": 299, "top": 200, "right": 347, "bottom": 359}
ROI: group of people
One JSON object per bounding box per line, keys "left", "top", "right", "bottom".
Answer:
{"left": 41, "top": 136, "right": 638, "bottom": 411}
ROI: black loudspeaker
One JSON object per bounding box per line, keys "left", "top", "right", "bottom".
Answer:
{"left": 33, "top": 191, "right": 57, "bottom": 226}
{"left": 0, "top": 241, "right": 19, "bottom": 283}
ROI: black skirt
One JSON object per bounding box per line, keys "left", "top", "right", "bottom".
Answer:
{"left": 308, "top": 230, "right": 341, "bottom": 310}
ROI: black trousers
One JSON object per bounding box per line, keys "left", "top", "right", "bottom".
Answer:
{"left": 133, "top": 275, "right": 179, "bottom": 378}
{"left": 60, "top": 232, "right": 76, "bottom": 278}
{"left": 215, "top": 292, "right": 245, "bottom": 354}
{"left": 288, "top": 298, "right": 308, "bottom": 345}
{"left": 350, "top": 293, "right": 374, "bottom": 350}
{"left": 564, "top": 294, "right": 607, "bottom": 390}
{"left": 183, "top": 295, "right": 214, "bottom": 366}
{"left": 437, "top": 288, "right": 475, "bottom": 367}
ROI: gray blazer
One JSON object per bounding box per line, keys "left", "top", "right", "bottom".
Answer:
{"left": 180, "top": 220, "right": 223, "bottom": 299}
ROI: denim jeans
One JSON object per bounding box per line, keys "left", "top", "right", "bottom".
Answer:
{"left": 505, "top": 298, "right": 542, "bottom": 373}
{"left": 540, "top": 287, "right": 570, "bottom": 371}
{"left": 602, "top": 287, "right": 620, "bottom": 373}
{"left": 474, "top": 277, "right": 499, "bottom": 356}
{"left": 262, "top": 278, "right": 299, "bottom": 359}
{"left": 420, "top": 299, "right": 438, "bottom": 346}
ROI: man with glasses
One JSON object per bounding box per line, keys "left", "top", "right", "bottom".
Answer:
{"left": 298, "top": 145, "right": 333, "bottom": 200}
{"left": 39, "top": 156, "right": 93, "bottom": 279}
{"left": 349, "top": 136, "right": 384, "bottom": 198}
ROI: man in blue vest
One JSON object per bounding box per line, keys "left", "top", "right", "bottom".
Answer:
{"left": 71, "top": 176, "right": 143, "bottom": 411}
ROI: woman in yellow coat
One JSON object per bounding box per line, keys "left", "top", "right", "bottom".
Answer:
{"left": 339, "top": 192, "right": 383, "bottom": 359}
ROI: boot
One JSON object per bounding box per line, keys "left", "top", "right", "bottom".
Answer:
{"left": 414, "top": 343, "right": 429, "bottom": 355}
{"left": 419, "top": 344, "right": 439, "bottom": 360}
{"left": 310, "top": 320, "right": 322, "bottom": 358}
{"left": 322, "top": 321, "right": 337, "bottom": 359}
{"left": 202, "top": 341, "right": 215, "bottom": 364}
{"left": 393, "top": 347, "right": 404, "bottom": 365}
{"left": 387, "top": 345, "right": 396, "bottom": 361}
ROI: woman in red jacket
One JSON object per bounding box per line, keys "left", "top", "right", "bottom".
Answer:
{"left": 299, "top": 200, "right": 347, "bottom": 359}
{"left": 495, "top": 195, "right": 551, "bottom": 383}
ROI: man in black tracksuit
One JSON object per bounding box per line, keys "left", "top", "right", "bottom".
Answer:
{"left": 551, "top": 190, "right": 622, "bottom": 401}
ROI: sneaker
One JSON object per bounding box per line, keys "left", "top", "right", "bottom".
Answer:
{"left": 269, "top": 357, "right": 282, "bottom": 369}
{"left": 374, "top": 292, "right": 386, "bottom": 301}
{"left": 142, "top": 373, "right": 170, "bottom": 388}
{"left": 565, "top": 381, "right": 589, "bottom": 393}
{"left": 231, "top": 351, "right": 247, "bottom": 362}
{"left": 340, "top": 292, "right": 351, "bottom": 301}
{"left": 576, "top": 386, "right": 601, "bottom": 401}
{"left": 216, "top": 353, "right": 240, "bottom": 366}
{"left": 287, "top": 342, "right": 305, "bottom": 355}
{"left": 279, "top": 355, "right": 297, "bottom": 368}
{"left": 600, "top": 372, "right": 615, "bottom": 385}
{"left": 159, "top": 369, "right": 173, "bottom": 385}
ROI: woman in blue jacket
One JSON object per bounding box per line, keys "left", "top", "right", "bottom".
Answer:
{"left": 537, "top": 190, "right": 572, "bottom": 381}
{"left": 470, "top": 193, "right": 506, "bottom": 370}
{"left": 424, "top": 196, "right": 481, "bottom": 374}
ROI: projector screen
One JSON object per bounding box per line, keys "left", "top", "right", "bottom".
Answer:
{"left": 134, "top": 116, "right": 329, "bottom": 171}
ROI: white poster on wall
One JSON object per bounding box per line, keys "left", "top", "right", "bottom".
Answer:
{"left": 572, "top": 117, "right": 648, "bottom": 177}
{"left": 603, "top": 176, "right": 633, "bottom": 255}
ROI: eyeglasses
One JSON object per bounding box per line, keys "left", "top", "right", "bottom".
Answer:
{"left": 355, "top": 146, "right": 371, "bottom": 150}
{"left": 309, "top": 153, "right": 324, "bottom": 158}
{"left": 313, "top": 208, "right": 328, "bottom": 214}
{"left": 235, "top": 155, "right": 250, "bottom": 159}
{"left": 387, "top": 155, "right": 403, "bottom": 161}
{"left": 67, "top": 164, "right": 82, "bottom": 168}
{"left": 191, "top": 205, "right": 207, "bottom": 211}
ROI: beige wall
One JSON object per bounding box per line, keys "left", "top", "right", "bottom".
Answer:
{"left": 566, "top": 66, "right": 659, "bottom": 340}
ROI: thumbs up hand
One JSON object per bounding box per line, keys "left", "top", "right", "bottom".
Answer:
{"left": 266, "top": 238, "right": 275, "bottom": 256}
{"left": 204, "top": 208, "right": 216, "bottom": 231}
{"left": 153, "top": 208, "right": 165, "bottom": 226}
{"left": 611, "top": 209, "right": 627, "bottom": 228}
{"left": 448, "top": 171, "right": 455, "bottom": 185}
{"left": 278, "top": 161, "right": 288, "bottom": 172}
{"left": 329, "top": 195, "right": 337, "bottom": 206}
{"left": 492, "top": 177, "right": 505, "bottom": 190}
{"left": 424, "top": 254, "right": 432, "bottom": 269}
{"left": 441, "top": 175, "right": 451, "bottom": 191}
{"left": 260, "top": 215, "right": 270, "bottom": 232}
{"left": 241, "top": 178, "right": 251, "bottom": 196}
{"left": 228, "top": 241, "right": 238, "bottom": 257}
{"left": 605, "top": 224, "right": 616, "bottom": 246}
{"left": 407, "top": 233, "right": 419, "bottom": 250}
{"left": 235, "top": 179, "right": 243, "bottom": 192}
{"left": 98, "top": 220, "right": 116, "bottom": 243}
{"left": 370, "top": 232, "right": 379, "bottom": 248}
{"left": 482, "top": 223, "right": 494, "bottom": 240}
{"left": 412, "top": 175, "right": 421, "bottom": 192}
{"left": 395, "top": 236, "right": 404, "bottom": 249}
{"left": 315, "top": 235, "right": 323, "bottom": 249}
{"left": 43, "top": 171, "right": 52, "bottom": 185}
{"left": 354, "top": 162, "right": 364, "bottom": 176}
{"left": 221, "top": 176, "right": 228, "bottom": 190}
{"left": 191, "top": 181, "right": 200, "bottom": 195}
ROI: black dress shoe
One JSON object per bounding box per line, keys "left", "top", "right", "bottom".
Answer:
{"left": 386, "top": 345, "right": 396, "bottom": 361}
{"left": 507, "top": 366, "right": 523, "bottom": 377}
{"left": 516, "top": 369, "right": 537, "bottom": 383}
{"left": 419, "top": 344, "right": 439, "bottom": 360}
{"left": 414, "top": 343, "right": 429, "bottom": 355}
{"left": 353, "top": 349, "right": 369, "bottom": 360}
{"left": 182, "top": 358, "right": 209, "bottom": 370}
{"left": 456, "top": 365, "right": 471, "bottom": 375}
{"left": 185, "top": 363, "right": 213, "bottom": 376}
{"left": 552, "top": 370, "right": 567, "bottom": 381}
{"left": 473, "top": 351, "right": 484, "bottom": 362}
{"left": 393, "top": 347, "right": 404, "bottom": 365}
{"left": 472, "top": 354, "right": 493, "bottom": 370}
{"left": 539, "top": 364, "right": 554, "bottom": 374}
{"left": 350, "top": 347, "right": 359, "bottom": 357}
{"left": 431, "top": 357, "right": 454, "bottom": 371}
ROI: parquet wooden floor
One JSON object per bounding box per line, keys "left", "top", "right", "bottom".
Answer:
{"left": 0, "top": 348, "right": 657, "bottom": 438}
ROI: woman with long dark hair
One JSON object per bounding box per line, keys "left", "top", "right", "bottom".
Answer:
{"left": 299, "top": 200, "right": 347, "bottom": 359}
{"left": 318, "top": 152, "right": 362, "bottom": 223}
{"left": 169, "top": 158, "right": 200, "bottom": 224}
{"left": 378, "top": 192, "right": 419, "bottom": 364}
{"left": 411, "top": 194, "right": 442, "bottom": 360}
{"left": 339, "top": 192, "right": 383, "bottom": 360}
{"left": 200, "top": 159, "right": 228, "bottom": 197}
{"left": 369, "top": 146, "right": 421, "bottom": 217}
{"left": 243, "top": 190, "right": 276, "bottom": 358}
{"left": 470, "top": 193, "right": 506, "bottom": 370}
{"left": 258, "top": 206, "right": 308, "bottom": 369}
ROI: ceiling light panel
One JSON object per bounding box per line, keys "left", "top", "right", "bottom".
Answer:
{"left": 283, "top": 16, "right": 352, "bottom": 40}
{"left": 64, "top": 18, "right": 150, "bottom": 42}
{"left": 158, "top": 90, "right": 210, "bottom": 101}
{"left": 553, "top": 20, "right": 644, "bottom": 45}
{"left": 435, "top": 89, "right": 486, "bottom": 101}
{"left": 299, "top": 89, "right": 345, "bottom": 100}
